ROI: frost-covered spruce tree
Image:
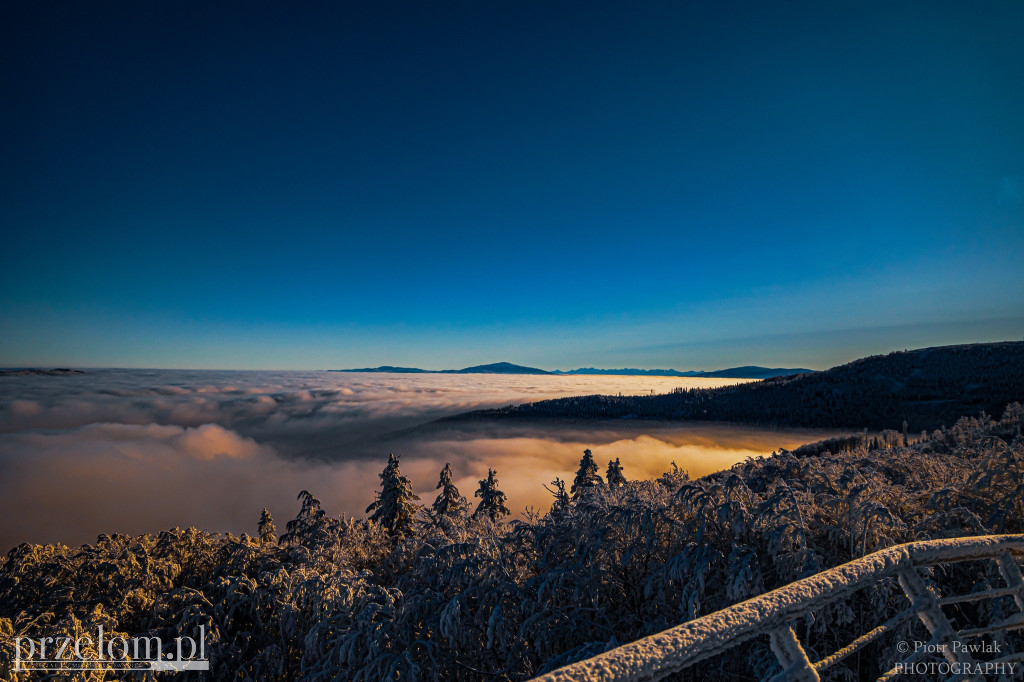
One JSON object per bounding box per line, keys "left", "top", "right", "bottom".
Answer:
{"left": 432, "top": 462, "right": 468, "bottom": 517}
{"left": 571, "top": 448, "right": 604, "bottom": 497}
{"left": 366, "top": 453, "right": 421, "bottom": 536}
{"left": 606, "top": 458, "right": 627, "bottom": 487}
{"left": 258, "top": 507, "right": 276, "bottom": 544}
{"left": 473, "top": 468, "right": 510, "bottom": 521}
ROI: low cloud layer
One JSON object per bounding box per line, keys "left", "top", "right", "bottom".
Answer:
{"left": 0, "top": 370, "right": 841, "bottom": 550}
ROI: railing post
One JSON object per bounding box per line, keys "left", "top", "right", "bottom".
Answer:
{"left": 532, "top": 537, "right": 1024, "bottom": 682}
{"left": 898, "top": 565, "right": 974, "bottom": 667}
{"left": 769, "top": 626, "right": 820, "bottom": 681}
{"left": 996, "top": 551, "right": 1024, "bottom": 613}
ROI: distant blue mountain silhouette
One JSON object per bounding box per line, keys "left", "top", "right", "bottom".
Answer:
{"left": 553, "top": 366, "right": 813, "bottom": 379}
{"left": 331, "top": 365, "right": 435, "bottom": 373}
{"left": 330, "top": 362, "right": 551, "bottom": 375}
{"left": 330, "top": 363, "right": 812, "bottom": 378}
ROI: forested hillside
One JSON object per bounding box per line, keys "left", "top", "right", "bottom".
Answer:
{"left": 449, "top": 342, "right": 1024, "bottom": 431}
{"left": 2, "top": 404, "right": 1022, "bottom": 680}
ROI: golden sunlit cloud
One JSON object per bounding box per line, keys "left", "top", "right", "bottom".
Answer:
{"left": 0, "top": 371, "right": 844, "bottom": 550}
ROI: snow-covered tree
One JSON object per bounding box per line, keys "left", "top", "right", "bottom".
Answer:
{"left": 4, "top": 403, "right": 1022, "bottom": 682}
{"left": 606, "top": 458, "right": 627, "bottom": 487}
{"left": 258, "top": 507, "right": 276, "bottom": 544}
{"left": 366, "top": 453, "right": 420, "bottom": 536}
{"left": 545, "top": 477, "right": 571, "bottom": 514}
{"left": 432, "top": 462, "right": 468, "bottom": 517}
{"left": 281, "top": 489, "right": 337, "bottom": 548}
{"left": 571, "top": 448, "right": 603, "bottom": 497}
{"left": 660, "top": 460, "right": 689, "bottom": 489}
{"left": 473, "top": 468, "right": 510, "bottom": 521}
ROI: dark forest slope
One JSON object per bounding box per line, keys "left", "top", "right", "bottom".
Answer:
{"left": 446, "top": 341, "right": 1024, "bottom": 431}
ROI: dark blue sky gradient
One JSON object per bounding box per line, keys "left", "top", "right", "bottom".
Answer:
{"left": 2, "top": 1, "right": 1022, "bottom": 369}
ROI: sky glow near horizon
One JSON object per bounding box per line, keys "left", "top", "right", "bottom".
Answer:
{"left": 1, "top": 1, "right": 1023, "bottom": 370}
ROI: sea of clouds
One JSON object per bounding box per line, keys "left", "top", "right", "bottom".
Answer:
{"left": 0, "top": 370, "right": 843, "bottom": 550}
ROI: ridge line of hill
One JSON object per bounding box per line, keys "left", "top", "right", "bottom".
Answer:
{"left": 440, "top": 341, "right": 1024, "bottom": 432}
{"left": 329, "top": 363, "right": 814, "bottom": 379}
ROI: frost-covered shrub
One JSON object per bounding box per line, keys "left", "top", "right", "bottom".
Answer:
{"left": 1, "top": 404, "right": 1022, "bottom": 680}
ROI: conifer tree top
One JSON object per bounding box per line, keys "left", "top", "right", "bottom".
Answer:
{"left": 367, "top": 453, "right": 421, "bottom": 536}
{"left": 572, "top": 448, "right": 604, "bottom": 496}
{"left": 606, "top": 457, "right": 627, "bottom": 487}
{"left": 473, "top": 467, "right": 510, "bottom": 521}
{"left": 433, "top": 461, "right": 468, "bottom": 517}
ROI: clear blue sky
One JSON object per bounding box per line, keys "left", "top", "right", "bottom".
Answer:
{"left": 2, "top": 1, "right": 1022, "bottom": 370}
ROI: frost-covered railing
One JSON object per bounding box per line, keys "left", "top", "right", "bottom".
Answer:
{"left": 533, "top": 535, "right": 1024, "bottom": 682}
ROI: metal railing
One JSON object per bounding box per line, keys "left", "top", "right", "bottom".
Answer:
{"left": 533, "top": 535, "right": 1024, "bottom": 682}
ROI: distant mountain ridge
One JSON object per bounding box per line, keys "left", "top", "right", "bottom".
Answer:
{"left": 444, "top": 362, "right": 551, "bottom": 374}
{"left": 334, "top": 365, "right": 434, "bottom": 373}
{"left": 330, "top": 364, "right": 812, "bottom": 378}
{"left": 0, "top": 368, "right": 85, "bottom": 377}
{"left": 698, "top": 366, "right": 816, "bottom": 379}
{"left": 443, "top": 341, "right": 1024, "bottom": 432}
{"left": 330, "top": 362, "right": 551, "bottom": 375}
{"left": 554, "top": 366, "right": 814, "bottom": 379}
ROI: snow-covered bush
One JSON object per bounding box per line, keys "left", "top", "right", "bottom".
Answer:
{"left": 1, "top": 404, "right": 1022, "bottom": 680}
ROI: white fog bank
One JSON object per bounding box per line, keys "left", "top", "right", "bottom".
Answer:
{"left": 0, "top": 370, "right": 843, "bottom": 549}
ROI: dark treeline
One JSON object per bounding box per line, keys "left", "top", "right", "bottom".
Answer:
{"left": 447, "top": 341, "right": 1024, "bottom": 432}
{"left": 2, "top": 404, "right": 1023, "bottom": 680}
